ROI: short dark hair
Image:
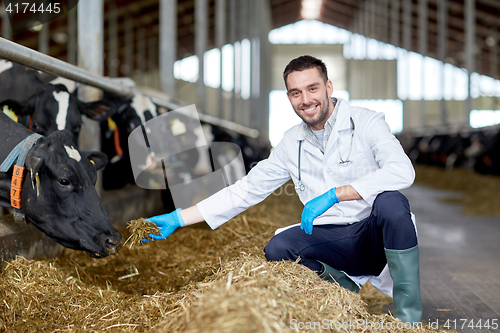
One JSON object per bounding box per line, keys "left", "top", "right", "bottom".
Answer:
{"left": 283, "top": 55, "right": 328, "bottom": 89}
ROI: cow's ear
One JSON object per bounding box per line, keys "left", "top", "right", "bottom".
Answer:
{"left": 80, "top": 100, "right": 117, "bottom": 121}
{"left": 26, "top": 156, "right": 44, "bottom": 175}
{"left": 81, "top": 151, "right": 108, "bottom": 171}
{"left": 1, "top": 99, "right": 24, "bottom": 115}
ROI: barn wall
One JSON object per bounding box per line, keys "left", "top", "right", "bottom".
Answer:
{"left": 402, "top": 96, "right": 500, "bottom": 131}
{"left": 347, "top": 59, "right": 398, "bottom": 99}
{"left": 271, "top": 44, "right": 346, "bottom": 92}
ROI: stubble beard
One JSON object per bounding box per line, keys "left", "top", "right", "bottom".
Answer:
{"left": 295, "top": 92, "right": 330, "bottom": 129}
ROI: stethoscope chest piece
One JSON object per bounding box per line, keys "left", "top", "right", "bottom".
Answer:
{"left": 295, "top": 180, "right": 305, "bottom": 192}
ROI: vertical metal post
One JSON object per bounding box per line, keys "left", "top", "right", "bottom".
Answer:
{"left": 438, "top": 0, "right": 448, "bottom": 126}
{"left": 0, "top": 0, "right": 6, "bottom": 216}
{"left": 251, "top": 38, "right": 260, "bottom": 99}
{"left": 465, "top": 0, "right": 475, "bottom": 126}
{"left": 390, "top": 0, "right": 399, "bottom": 46}
{"left": 160, "top": 0, "right": 177, "bottom": 97}
{"left": 39, "top": 9, "right": 49, "bottom": 54}
{"left": 403, "top": 0, "right": 412, "bottom": 130}
{"left": 137, "top": 26, "right": 146, "bottom": 74}
{"left": 1, "top": 1, "right": 12, "bottom": 40}
{"left": 67, "top": 0, "right": 77, "bottom": 65}
{"left": 124, "top": 14, "right": 133, "bottom": 76}
{"left": 148, "top": 37, "right": 156, "bottom": 87}
{"left": 379, "top": 0, "right": 388, "bottom": 44}
{"left": 403, "top": 0, "right": 412, "bottom": 52}
{"left": 370, "top": 0, "right": 375, "bottom": 40}
{"left": 230, "top": 0, "right": 236, "bottom": 121}
{"left": 418, "top": 0, "right": 427, "bottom": 127}
{"left": 108, "top": 2, "right": 118, "bottom": 77}
{"left": 216, "top": 0, "right": 226, "bottom": 119}
{"left": 490, "top": 30, "right": 498, "bottom": 80}
{"left": 0, "top": 0, "right": 7, "bottom": 221}
{"left": 365, "top": 0, "right": 370, "bottom": 54}
{"left": 77, "top": 0, "right": 103, "bottom": 152}
{"left": 360, "top": 4, "right": 364, "bottom": 37}
{"left": 195, "top": 0, "right": 208, "bottom": 112}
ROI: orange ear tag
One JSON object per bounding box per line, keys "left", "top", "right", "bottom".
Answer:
{"left": 10, "top": 165, "right": 25, "bottom": 209}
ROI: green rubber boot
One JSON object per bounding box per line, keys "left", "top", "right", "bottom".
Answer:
{"left": 317, "top": 261, "right": 360, "bottom": 293}
{"left": 385, "top": 245, "right": 423, "bottom": 325}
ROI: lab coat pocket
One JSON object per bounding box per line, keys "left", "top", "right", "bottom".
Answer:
{"left": 331, "top": 152, "right": 369, "bottom": 184}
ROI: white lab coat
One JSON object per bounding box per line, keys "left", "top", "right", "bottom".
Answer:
{"left": 197, "top": 98, "right": 416, "bottom": 297}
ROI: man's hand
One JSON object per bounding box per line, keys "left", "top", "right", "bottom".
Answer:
{"left": 143, "top": 208, "right": 185, "bottom": 241}
{"left": 301, "top": 187, "right": 339, "bottom": 235}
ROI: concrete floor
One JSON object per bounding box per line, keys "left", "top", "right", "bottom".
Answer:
{"left": 402, "top": 185, "right": 500, "bottom": 333}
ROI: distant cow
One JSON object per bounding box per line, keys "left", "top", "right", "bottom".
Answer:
{"left": 0, "top": 111, "right": 123, "bottom": 258}
{"left": 100, "top": 93, "right": 160, "bottom": 190}
{"left": 100, "top": 92, "right": 270, "bottom": 212}
{"left": 99, "top": 93, "right": 192, "bottom": 213}
{"left": 0, "top": 60, "right": 115, "bottom": 145}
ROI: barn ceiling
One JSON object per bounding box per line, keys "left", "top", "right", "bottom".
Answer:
{"left": 2, "top": 0, "right": 499, "bottom": 80}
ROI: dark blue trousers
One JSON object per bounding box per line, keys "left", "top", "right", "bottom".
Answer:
{"left": 264, "top": 191, "right": 418, "bottom": 277}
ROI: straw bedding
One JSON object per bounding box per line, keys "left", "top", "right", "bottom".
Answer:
{"left": 413, "top": 164, "right": 500, "bottom": 217}
{"left": 0, "top": 169, "right": 468, "bottom": 332}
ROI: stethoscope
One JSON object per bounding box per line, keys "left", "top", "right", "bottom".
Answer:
{"left": 295, "top": 117, "right": 355, "bottom": 192}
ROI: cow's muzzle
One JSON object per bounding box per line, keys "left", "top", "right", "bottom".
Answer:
{"left": 104, "top": 231, "right": 123, "bottom": 255}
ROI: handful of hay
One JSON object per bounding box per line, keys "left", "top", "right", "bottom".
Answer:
{"left": 124, "top": 217, "right": 161, "bottom": 248}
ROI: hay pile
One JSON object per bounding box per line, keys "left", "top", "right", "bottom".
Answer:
{"left": 0, "top": 180, "right": 455, "bottom": 332}
{"left": 414, "top": 165, "right": 500, "bottom": 216}
{"left": 152, "top": 253, "right": 420, "bottom": 333}
{"left": 1, "top": 255, "right": 435, "bottom": 333}
{"left": 0, "top": 257, "right": 176, "bottom": 332}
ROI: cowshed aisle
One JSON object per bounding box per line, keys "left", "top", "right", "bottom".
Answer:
{"left": 401, "top": 184, "right": 500, "bottom": 333}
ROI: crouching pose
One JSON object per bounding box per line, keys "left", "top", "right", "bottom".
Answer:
{"left": 144, "top": 55, "right": 422, "bottom": 325}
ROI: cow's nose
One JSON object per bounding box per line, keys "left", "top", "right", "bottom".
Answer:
{"left": 105, "top": 233, "right": 123, "bottom": 254}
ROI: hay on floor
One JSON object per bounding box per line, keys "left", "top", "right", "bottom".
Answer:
{"left": 0, "top": 257, "right": 177, "bottom": 332}
{"left": 414, "top": 164, "right": 500, "bottom": 217}
{"left": 0, "top": 180, "right": 456, "bottom": 332}
{"left": 151, "top": 253, "right": 429, "bottom": 333}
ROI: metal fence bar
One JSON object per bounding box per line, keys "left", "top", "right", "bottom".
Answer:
{"left": 0, "top": 37, "right": 260, "bottom": 138}
{"left": 135, "top": 87, "right": 260, "bottom": 138}
{"left": 0, "top": 37, "right": 134, "bottom": 98}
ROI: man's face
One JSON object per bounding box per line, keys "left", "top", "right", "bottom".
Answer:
{"left": 286, "top": 67, "right": 334, "bottom": 131}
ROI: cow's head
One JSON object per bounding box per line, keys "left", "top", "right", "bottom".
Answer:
{"left": 21, "top": 130, "right": 123, "bottom": 258}
{"left": 17, "top": 84, "right": 115, "bottom": 145}
{"left": 104, "top": 93, "right": 158, "bottom": 155}
{"left": 113, "top": 94, "right": 157, "bottom": 135}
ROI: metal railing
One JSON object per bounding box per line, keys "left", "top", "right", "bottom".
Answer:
{"left": 0, "top": 37, "right": 260, "bottom": 138}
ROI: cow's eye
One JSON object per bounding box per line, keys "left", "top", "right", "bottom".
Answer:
{"left": 73, "top": 125, "right": 82, "bottom": 133}
{"left": 59, "top": 179, "right": 70, "bottom": 186}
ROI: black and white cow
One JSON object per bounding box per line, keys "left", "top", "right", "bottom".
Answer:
{"left": 100, "top": 94, "right": 271, "bottom": 213}
{"left": 0, "top": 60, "right": 115, "bottom": 145}
{"left": 99, "top": 93, "right": 160, "bottom": 190}
{"left": 0, "top": 111, "right": 123, "bottom": 258}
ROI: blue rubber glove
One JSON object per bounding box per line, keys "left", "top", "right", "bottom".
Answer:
{"left": 143, "top": 208, "right": 185, "bottom": 241}
{"left": 301, "top": 187, "right": 339, "bottom": 235}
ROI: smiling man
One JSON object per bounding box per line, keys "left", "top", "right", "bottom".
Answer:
{"left": 144, "top": 55, "right": 422, "bottom": 326}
